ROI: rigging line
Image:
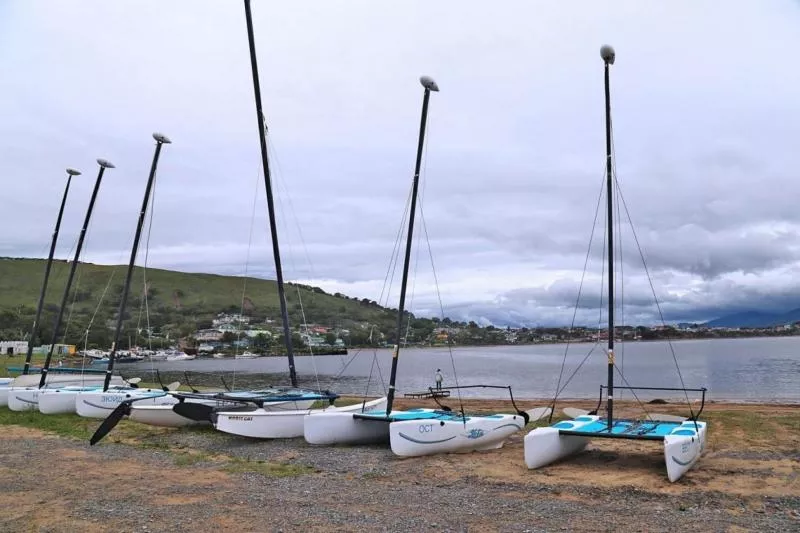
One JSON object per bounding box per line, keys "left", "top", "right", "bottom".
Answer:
{"left": 608, "top": 117, "right": 694, "bottom": 419}
{"left": 614, "top": 177, "right": 697, "bottom": 421}
{"left": 266, "top": 144, "right": 322, "bottom": 387}
{"left": 140, "top": 166, "right": 159, "bottom": 378}
{"left": 267, "top": 135, "right": 318, "bottom": 283}
{"left": 550, "top": 165, "right": 608, "bottom": 412}
{"left": 294, "top": 285, "right": 324, "bottom": 394}
{"left": 553, "top": 343, "right": 602, "bottom": 398}
{"left": 415, "top": 112, "right": 467, "bottom": 418}
{"left": 142, "top": 167, "right": 158, "bottom": 353}
{"left": 611, "top": 362, "right": 652, "bottom": 421}
{"left": 380, "top": 187, "right": 414, "bottom": 310}
{"left": 614, "top": 161, "right": 625, "bottom": 400}
{"left": 418, "top": 201, "right": 466, "bottom": 419}
{"left": 232, "top": 159, "right": 263, "bottom": 388}
{"left": 403, "top": 193, "right": 424, "bottom": 346}
{"left": 61, "top": 260, "right": 82, "bottom": 345}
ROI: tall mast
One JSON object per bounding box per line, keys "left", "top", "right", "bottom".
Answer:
{"left": 385, "top": 76, "right": 439, "bottom": 415}
{"left": 103, "top": 134, "right": 171, "bottom": 391}
{"left": 39, "top": 159, "right": 113, "bottom": 388}
{"left": 601, "top": 44, "right": 616, "bottom": 430}
{"left": 22, "top": 168, "right": 80, "bottom": 375}
{"left": 243, "top": 0, "right": 297, "bottom": 387}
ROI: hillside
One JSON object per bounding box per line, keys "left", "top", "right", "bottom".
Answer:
{"left": 0, "top": 257, "right": 412, "bottom": 348}
{"left": 704, "top": 308, "right": 800, "bottom": 328}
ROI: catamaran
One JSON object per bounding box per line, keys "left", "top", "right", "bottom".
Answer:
{"left": 304, "top": 76, "right": 547, "bottom": 456}
{"left": 89, "top": 0, "right": 384, "bottom": 442}
{"left": 7, "top": 159, "right": 135, "bottom": 412}
{"left": 523, "top": 45, "right": 707, "bottom": 483}
{"left": 168, "top": 0, "right": 386, "bottom": 439}
{"left": 72, "top": 136, "right": 179, "bottom": 419}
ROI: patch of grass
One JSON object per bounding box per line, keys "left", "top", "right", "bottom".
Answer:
{"left": 0, "top": 409, "right": 97, "bottom": 440}
{"left": 173, "top": 451, "right": 215, "bottom": 466}
{"left": 223, "top": 457, "right": 315, "bottom": 478}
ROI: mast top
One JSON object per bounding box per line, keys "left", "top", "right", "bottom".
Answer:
{"left": 153, "top": 132, "right": 172, "bottom": 144}
{"left": 96, "top": 159, "right": 115, "bottom": 169}
{"left": 600, "top": 45, "right": 615, "bottom": 65}
{"left": 420, "top": 76, "right": 439, "bottom": 92}
{"left": 66, "top": 168, "right": 81, "bottom": 176}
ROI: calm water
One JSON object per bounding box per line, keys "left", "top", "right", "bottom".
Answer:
{"left": 121, "top": 337, "right": 800, "bottom": 403}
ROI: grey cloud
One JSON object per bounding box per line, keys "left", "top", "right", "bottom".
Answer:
{"left": 3, "top": 1, "right": 800, "bottom": 327}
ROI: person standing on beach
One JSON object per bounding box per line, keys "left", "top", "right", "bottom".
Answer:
{"left": 435, "top": 368, "right": 443, "bottom": 391}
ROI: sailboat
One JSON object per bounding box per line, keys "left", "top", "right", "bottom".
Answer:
{"left": 523, "top": 45, "right": 708, "bottom": 483}
{"left": 303, "top": 76, "right": 545, "bottom": 456}
{"left": 72, "top": 135, "right": 181, "bottom": 419}
{"left": 167, "top": 0, "right": 385, "bottom": 439}
{"left": 89, "top": 0, "right": 383, "bottom": 442}
{"left": 7, "top": 160, "right": 131, "bottom": 412}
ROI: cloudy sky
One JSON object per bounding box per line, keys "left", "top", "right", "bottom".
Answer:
{"left": 2, "top": 0, "right": 800, "bottom": 326}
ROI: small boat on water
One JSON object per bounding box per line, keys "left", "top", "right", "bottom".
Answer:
{"left": 523, "top": 45, "right": 707, "bottom": 483}
{"left": 234, "top": 351, "right": 261, "bottom": 359}
{"left": 165, "top": 352, "right": 196, "bottom": 361}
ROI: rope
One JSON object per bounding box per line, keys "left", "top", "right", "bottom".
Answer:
{"left": 615, "top": 158, "right": 625, "bottom": 400}
{"left": 231, "top": 158, "right": 262, "bottom": 389}
{"left": 418, "top": 201, "right": 466, "bottom": 421}
{"left": 614, "top": 179, "right": 697, "bottom": 421}
{"left": 549, "top": 165, "right": 607, "bottom": 417}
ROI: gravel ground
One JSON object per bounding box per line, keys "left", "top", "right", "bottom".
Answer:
{"left": 0, "top": 401, "right": 798, "bottom": 532}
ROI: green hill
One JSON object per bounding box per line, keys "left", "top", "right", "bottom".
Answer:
{"left": 0, "top": 257, "right": 431, "bottom": 349}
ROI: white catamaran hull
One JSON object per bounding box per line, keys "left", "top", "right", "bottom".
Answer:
{"left": 5, "top": 374, "right": 127, "bottom": 410}
{"left": 216, "top": 397, "right": 387, "bottom": 439}
{"left": 38, "top": 387, "right": 103, "bottom": 414}
{"left": 390, "top": 414, "right": 525, "bottom": 457}
{"left": 75, "top": 390, "right": 176, "bottom": 419}
{"left": 664, "top": 421, "right": 707, "bottom": 482}
{"left": 129, "top": 400, "right": 213, "bottom": 427}
{"left": 303, "top": 398, "right": 395, "bottom": 445}
{"left": 523, "top": 427, "right": 591, "bottom": 469}
{"left": 128, "top": 398, "right": 317, "bottom": 428}
{"left": 0, "top": 378, "right": 14, "bottom": 407}
{"left": 7, "top": 387, "right": 43, "bottom": 411}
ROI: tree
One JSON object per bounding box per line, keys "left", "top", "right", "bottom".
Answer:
{"left": 252, "top": 333, "right": 271, "bottom": 353}
{"left": 324, "top": 332, "right": 337, "bottom": 346}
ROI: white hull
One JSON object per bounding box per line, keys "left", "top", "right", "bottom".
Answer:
{"left": 5, "top": 376, "right": 128, "bottom": 412}
{"left": 390, "top": 413, "right": 525, "bottom": 457}
{"left": 304, "top": 398, "right": 394, "bottom": 445}
{"left": 129, "top": 401, "right": 210, "bottom": 427}
{"left": 0, "top": 387, "right": 10, "bottom": 408}
{"left": 217, "top": 397, "right": 388, "bottom": 439}
{"left": 664, "top": 421, "right": 707, "bottom": 482}
{"left": 38, "top": 387, "right": 102, "bottom": 414}
{"left": 75, "top": 390, "right": 176, "bottom": 419}
{"left": 524, "top": 427, "right": 590, "bottom": 469}
{"left": 7, "top": 388, "right": 42, "bottom": 411}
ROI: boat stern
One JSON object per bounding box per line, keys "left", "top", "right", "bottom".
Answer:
{"left": 664, "top": 420, "right": 707, "bottom": 482}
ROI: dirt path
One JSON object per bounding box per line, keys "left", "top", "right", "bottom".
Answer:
{"left": 0, "top": 400, "right": 797, "bottom": 532}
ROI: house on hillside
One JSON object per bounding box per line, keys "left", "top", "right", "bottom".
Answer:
{"left": 196, "top": 329, "right": 224, "bottom": 342}
{"left": 0, "top": 340, "right": 28, "bottom": 356}
{"left": 212, "top": 313, "right": 251, "bottom": 327}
